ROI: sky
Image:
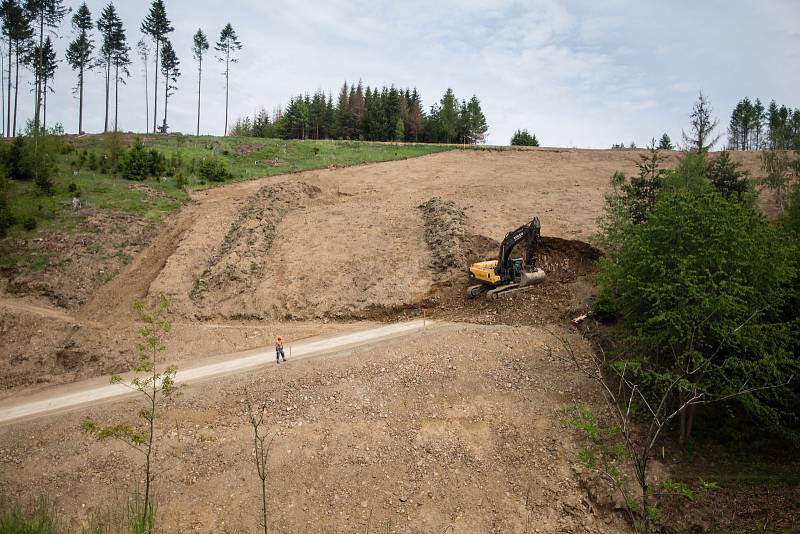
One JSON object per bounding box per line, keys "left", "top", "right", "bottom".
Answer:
{"left": 9, "top": 0, "right": 800, "bottom": 147}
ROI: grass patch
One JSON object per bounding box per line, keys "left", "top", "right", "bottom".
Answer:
{"left": 1, "top": 134, "right": 453, "bottom": 252}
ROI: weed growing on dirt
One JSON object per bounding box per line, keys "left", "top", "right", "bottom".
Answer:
{"left": 82, "top": 296, "right": 183, "bottom": 530}
{"left": 0, "top": 496, "right": 64, "bottom": 534}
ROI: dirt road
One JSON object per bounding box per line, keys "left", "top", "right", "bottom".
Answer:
{"left": 0, "top": 320, "right": 432, "bottom": 425}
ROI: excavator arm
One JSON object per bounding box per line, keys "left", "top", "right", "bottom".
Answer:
{"left": 497, "top": 217, "right": 541, "bottom": 278}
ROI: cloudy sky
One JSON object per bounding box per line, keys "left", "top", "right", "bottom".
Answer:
{"left": 14, "top": 0, "right": 800, "bottom": 146}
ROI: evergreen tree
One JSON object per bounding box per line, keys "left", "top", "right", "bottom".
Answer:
{"left": 192, "top": 28, "right": 209, "bottom": 136}
{"left": 1, "top": 0, "right": 32, "bottom": 137}
{"left": 334, "top": 81, "right": 350, "bottom": 139}
{"left": 215, "top": 22, "right": 242, "bottom": 136}
{"left": 111, "top": 13, "right": 129, "bottom": 132}
{"left": 707, "top": 150, "right": 751, "bottom": 201}
{"left": 463, "top": 95, "right": 487, "bottom": 144}
{"left": 407, "top": 88, "right": 423, "bottom": 142}
{"left": 65, "top": 2, "right": 92, "bottom": 134}
{"left": 96, "top": 3, "right": 123, "bottom": 133}
{"left": 439, "top": 88, "right": 458, "bottom": 143}
{"left": 23, "top": 0, "right": 68, "bottom": 131}
{"left": 135, "top": 38, "right": 149, "bottom": 132}
{"left": 510, "top": 129, "right": 539, "bottom": 146}
{"left": 32, "top": 35, "right": 55, "bottom": 128}
{"left": 753, "top": 98, "right": 765, "bottom": 149}
{"left": 682, "top": 91, "right": 720, "bottom": 152}
{"left": 657, "top": 133, "right": 673, "bottom": 150}
{"left": 158, "top": 38, "right": 178, "bottom": 133}
{"left": 140, "top": 0, "right": 173, "bottom": 134}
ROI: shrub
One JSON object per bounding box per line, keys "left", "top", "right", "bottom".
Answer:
{"left": 198, "top": 157, "right": 233, "bottom": 183}
{"left": 591, "top": 290, "right": 618, "bottom": 323}
{"left": 87, "top": 151, "right": 99, "bottom": 171}
{"left": 22, "top": 216, "right": 37, "bottom": 231}
{"left": 510, "top": 129, "right": 539, "bottom": 147}
{"left": 67, "top": 183, "right": 77, "bottom": 194}
{"left": 118, "top": 139, "right": 152, "bottom": 181}
{"left": 5, "top": 137, "right": 33, "bottom": 181}
{"left": 707, "top": 150, "right": 751, "bottom": 201}
{"left": 147, "top": 149, "right": 167, "bottom": 177}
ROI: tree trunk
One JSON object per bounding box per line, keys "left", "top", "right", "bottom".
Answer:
{"left": 196, "top": 56, "right": 201, "bottom": 136}
{"left": 1, "top": 44, "right": 4, "bottom": 137}
{"left": 114, "top": 62, "right": 119, "bottom": 131}
{"left": 6, "top": 43, "right": 11, "bottom": 137}
{"left": 104, "top": 58, "right": 110, "bottom": 133}
{"left": 43, "top": 76, "right": 47, "bottom": 129}
{"left": 153, "top": 40, "right": 159, "bottom": 134}
{"left": 163, "top": 71, "right": 169, "bottom": 132}
{"left": 143, "top": 56, "right": 149, "bottom": 133}
{"left": 78, "top": 60, "right": 84, "bottom": 134}
{"left": 34, "top": 16, "right": 43, "bottom": 131}
{"left": 223, "top": 55, "right": 229, "bottom": 136}
{"left": 13, "top": 43, "right": 19, "bottom": 137}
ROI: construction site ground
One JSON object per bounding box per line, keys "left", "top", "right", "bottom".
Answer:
{"left": 1, "top": 147, "right": 788, "bottom": 532}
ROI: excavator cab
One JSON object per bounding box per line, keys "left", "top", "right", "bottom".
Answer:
{"left": 467, "top": 218, "right": 545, "bottom": 299}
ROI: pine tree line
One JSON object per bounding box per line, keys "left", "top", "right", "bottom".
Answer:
{"left": 728, "top": 97, "right": 800, "bottom": 151}
{"left": 0, "top": 0, "right": 244, "bottom": 137}
{"left": 230, "top": 82, "right": 489, "bottom": 144}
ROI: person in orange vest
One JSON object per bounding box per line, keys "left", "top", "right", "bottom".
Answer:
{"left": 275, "top": 335, "right": 286, "bottom": 364}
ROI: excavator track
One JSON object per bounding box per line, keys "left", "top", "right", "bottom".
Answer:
{"left": 467, "top": 284, "right": 488, "bottom": 298}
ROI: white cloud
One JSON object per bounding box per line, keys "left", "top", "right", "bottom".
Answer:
{"left": 20, "top": 0, "right": 800, "bottom": 147}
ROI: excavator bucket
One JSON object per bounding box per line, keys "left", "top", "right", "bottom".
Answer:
{"left": 520, "top": 268, "right": 546, "bottom": 287}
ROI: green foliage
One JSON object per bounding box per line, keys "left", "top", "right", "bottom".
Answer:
{"left": 0, "top": 496, "right": 63, "bottom": 534}
{"left": 22, "top": 216, "right": 37, "bottom": 231}
{"left": 706, "top": 151, "right": 751, "bottom": 201}
{"left": 510, "top": 129, "right": 539, "bottom": 146}
{"left": 657, "top": 133, "right": 673, "bottom": 150}
{"left": 198, "top": 157, "right": 233, "bottom": 182}
{"left": 118, "top": 139, "right": 170, "bottom": 181}
{"left": 596, "top": 144, "right": 668, "bottom": 254}
{"left": 599, "top": 188, "right": 799, "bottom": 442}
{"left": 761, "top": 149, "right": 799, "bottom": 212}
{"left": 782, "top": 181, "right": 800, "bottom": 236}
{"left": 5, "top": 137, "right": 33, "bottom": 181}
{"left": 83, "top": 296, "right": 182, "bottom": 530}
{"left": 561, "top": 405, "right": 626, "bottom": 486}
{"left": 592, "top": 290, "right": 619, "bottom": 323}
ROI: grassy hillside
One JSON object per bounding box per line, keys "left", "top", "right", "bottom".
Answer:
{"left": 0, "top": 134, "right": 453, "bottom": 271}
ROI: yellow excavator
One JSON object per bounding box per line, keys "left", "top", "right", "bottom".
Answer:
{"left": 467, "top": 217, "right": 546, "bottom": 299}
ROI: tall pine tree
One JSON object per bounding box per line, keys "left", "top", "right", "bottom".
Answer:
{"left": 1, "top": 0, "right": 32, "bottom": 137}
{"left": 23, "top": 0, "right": 68, "bottom": 132}
{"left": 96, "top": 3, "right": 122, "bottom": 133}
{"left": 140, "top": 0, "right": 172, "bottom": 134}
{"left": 192, "top": 28, "right": 209, "bottom": 136}
{"left": 215, "top": 23, "right": 241, "bottom": 136}
{"left": 65, "top": 2, "right": 92, "bottom": 134}
{"left": 159, "top": 38, "right": 178, "bottom": 133}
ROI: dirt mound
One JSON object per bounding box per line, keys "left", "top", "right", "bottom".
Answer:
{"left": 192, "top": 182, "right": 320, "bottom": 313}
{"left": 418, "top": 198, "right": 469, "bottom": 278}
{"left": 354, "top": 235, "right": 602, "bottom": 327}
